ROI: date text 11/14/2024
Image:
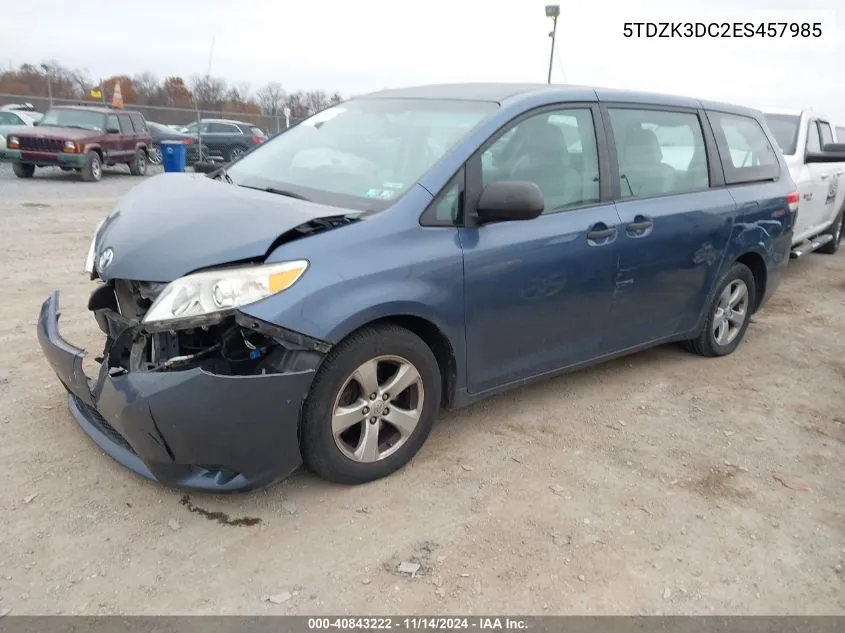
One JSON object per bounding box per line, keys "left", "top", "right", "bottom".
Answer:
{"left": 307, "top": 617, "right": 528, "bottom": 630}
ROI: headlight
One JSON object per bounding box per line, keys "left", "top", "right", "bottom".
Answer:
{"left": 63, "top": 140, "right": 78, "bottom": 153}
{"left": 84, "top": 219, "right": 106, "bottom": 275}
{"left": 142, "top": 260, "right": 309, "bottom": 329}
{"left": 7, "top": 135, "right": 19, "bottom": 149}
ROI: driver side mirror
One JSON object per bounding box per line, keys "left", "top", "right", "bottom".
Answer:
{"left": 476, "top": 180, "right": 544, "bottom": 223}
{"left": 107, "top": 126, "right": 120, "bottom": 134}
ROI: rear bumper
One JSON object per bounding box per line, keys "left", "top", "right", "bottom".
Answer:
{"left": 37, "top": 290, "right": 316, "bottom": 492}
{"left": 0, "top": 148, "right": 85, "bottom": 166}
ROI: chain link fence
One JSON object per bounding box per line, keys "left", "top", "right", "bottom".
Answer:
{"left": 1, "top": 93, "right": 305, "bottom": 133}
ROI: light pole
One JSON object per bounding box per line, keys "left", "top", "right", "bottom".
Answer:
{"left": 545, "top": 5, "right": 560, "bottom": 84}
{"left": 40, "top": 63, "right": 53, "bottom": 107}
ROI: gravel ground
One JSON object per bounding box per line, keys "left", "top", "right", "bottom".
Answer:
{"left": 0, "top": 167, "right": 843, "bottom": 615}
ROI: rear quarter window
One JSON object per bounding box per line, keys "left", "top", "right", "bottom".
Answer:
{"left": 706, "top": 111, "right": 780, "bottom": 185}
{"left": 130, "top": 113, "right": 148, "bottom": 133}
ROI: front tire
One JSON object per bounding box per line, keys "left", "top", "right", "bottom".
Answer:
{"left": 301, "top": 325, "right": 442, "bottom": 484}
{"left": 818, "top": 210, "right": 844, "bottom": 254}
{"left": 684, "top": 262, "right": 756, "bottom": 357}
{"left": 12, "top": 162, "right": 34, "bottom": 178}
{"left": 81, "top": 151, "right": 102, "bottom": 182}
{"left": 129, "top": 149, "right": 147, "bottom": 176}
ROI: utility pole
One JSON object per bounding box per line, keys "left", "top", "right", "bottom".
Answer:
{"left": 545, "top": 5, "right": 560, "bottom": 84}
{"left": 40, "top": 63, "right": 53, "bottom": 107}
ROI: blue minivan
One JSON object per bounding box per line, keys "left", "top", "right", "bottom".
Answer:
{"left": 37, "top": 83, "right": 797, "bottom": 492}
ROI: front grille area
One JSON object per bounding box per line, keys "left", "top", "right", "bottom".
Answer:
{"left": 19, "top": 136, "right": 64, "bottom": 152}
{"left": 70, "top": 394, "right": 137, "bottom": 455}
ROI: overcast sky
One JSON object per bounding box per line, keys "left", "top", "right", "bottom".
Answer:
{"left": 3, "top": 0, "right": 843, "bottom": 121}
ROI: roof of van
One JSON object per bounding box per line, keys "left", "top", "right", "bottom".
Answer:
{"left": 360, "top": 83, "right": 762, "bottom": 116}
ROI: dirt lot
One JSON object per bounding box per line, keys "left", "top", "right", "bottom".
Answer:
{"left": 0, "top": 166, "right": 843, "bottom": 616}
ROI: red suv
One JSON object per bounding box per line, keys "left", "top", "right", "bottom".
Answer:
{"left": 0, "top": 105, "right": 153, "bottom": 182}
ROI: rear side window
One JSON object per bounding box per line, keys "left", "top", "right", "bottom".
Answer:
{"left": 707, "top": 112, "right": 780, "bottom": 185}
{"left": 130, "top": 113, "right": 147, "bottom": 133}
{"left": 608, "top": 107, "right": 709, "bottom": 198}
{"left": 117, "top": 114, "right": 133, "bottom": 134}
{"left": 806, "top": 121, "right": 822, "bottom": 153}
{"left": 209, "top": 122, "right": 238, "bottom": 133}
{"left": 819, "top": 121, "right": 834, "bottom": 147}
{"left": 837, "top": 127, "right": 845, "bottom": 142}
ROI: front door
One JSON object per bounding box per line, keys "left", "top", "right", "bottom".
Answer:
{"left": 104, "top": 113, "right": 125, "bottom": 163}
{"left": 460, "top": 104, "right": 622, "bottom": 394}
{"left": 604, "top": 105, "right": 735, "bottom": 347}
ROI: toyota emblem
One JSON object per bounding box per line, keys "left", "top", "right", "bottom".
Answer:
{"left": 97, "top": 247, "right": 114, "bottom": 272}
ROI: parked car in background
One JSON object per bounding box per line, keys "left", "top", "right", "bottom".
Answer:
{"left": 1, "top": 103, "right": 42, "bottom": 120}
{"left": 0, "top": 105, "right": 153, "bottom": 181}
{"left": 763, "top": 109, "right": 845, "bottom": 257}
{"left": 38, "top": 83, "right": 795, "bottom": 492}
{"left": 146, "top": 121, "right": 207, "bottom": 165}
{"left": 0, "top": 108, "right": 41, "bottom": 149}
{"left": 179, "top": 118, "right": 266, "bottom": 162}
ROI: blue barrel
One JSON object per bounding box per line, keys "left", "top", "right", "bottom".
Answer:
{"left": 161, "top": 140, "right": 187, "bottom": 173}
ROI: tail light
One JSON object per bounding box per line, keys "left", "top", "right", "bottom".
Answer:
{"left": 251, "top": 136, "right": 264, "bottom": 144}
{"left": 183, "top": 138, "right": 194, "bottom": 144}
{"left": 786, "top": 190, "right": 799, "bottom": 213}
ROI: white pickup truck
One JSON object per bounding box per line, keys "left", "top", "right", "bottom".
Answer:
{"left": 763, "top": 109, "right": 845, "bottom": 257}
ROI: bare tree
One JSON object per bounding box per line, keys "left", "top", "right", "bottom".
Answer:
{"left": 132, "top": 72, "right": 159, "bottom": 104}
{"left": 256, "top": 82, "right": 287, "bottom": 116}
{"left": 303, "top": 89, "right": 331, "bottom": 115}
{"left": 190, "top": 74, "right": 228, "bottom": 110}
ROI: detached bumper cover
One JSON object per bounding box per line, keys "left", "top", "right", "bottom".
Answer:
{"left": 36, "top": 291, "right": 316, "bottom": 492}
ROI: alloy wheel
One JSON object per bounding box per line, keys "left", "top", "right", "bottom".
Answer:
{"left": 331, "top": 355, "right": 425, "bottom": 463}
{"left": 712, "top": 279, "right": 749, "bottom": 346}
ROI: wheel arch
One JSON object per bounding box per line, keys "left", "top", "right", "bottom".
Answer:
{"left": 325, "top": 310, "right": 459, "bottom": 410}
{"left": 733, "top": 249, "right": 767, "bottom": 313}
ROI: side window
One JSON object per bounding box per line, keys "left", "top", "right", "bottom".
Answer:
{"left": 420, "top": 169, "right": 463, "bottom": 227}
{"left": 608, "top": 107, "right": 709, "bottom": 199}
{"left": 837, "top": 127, "right": 845, "bottom": 142}
{"left": 117, "top": 114, "right": 132, "bottom": 133}
{"left": 481, "top": 107, "right": 599, "bottom": 214}
{"left": 819, "top": 121, "right": 834, "bottom": 147}
{"left": 708, "top": 111, "right": 780, "bottom": 184}
{"left": 130, "top": 114, "right": 147, "bottom": 133}
{"left": 209, "top": 122, "right": 238, "bottom": 133}
{"left": 806, "top": 121, "right": 822, "bottom": 153}
{"left": 107, "top": 114, "right": 120, "bottom": 132}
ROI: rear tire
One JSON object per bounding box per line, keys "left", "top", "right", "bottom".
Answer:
{"left": 129, "top": 149, "right": 147, "bottom": 176}
{"left": 12, "top": 162, "right": 34, "bottom": 178}
{"left": 818, "top": 210, "right": 844, "bottom": 254}
{"left": 683, "top": 262, "right": 756, "bottom": 357}
{"left": 225, "top": 145, "right": 247, "bottom": 163}
{"left": 301, "top": 325, "right": 441, "bottom": 484}
{"left": 80, "top": 151, "right": 102, "bottom": 182}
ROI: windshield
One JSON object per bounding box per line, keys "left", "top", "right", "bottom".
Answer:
{"left": 226, "top": 98, "right": 498, "bottom": 211}
{"left": 763, "top": 114, "right": 800, "bottom": 155}
{"left": 40, "top": 108, "right": 105, "bottom": 131}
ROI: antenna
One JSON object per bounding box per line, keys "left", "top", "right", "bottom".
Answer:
{"left": 206, "top": 36, "right": 215, "bottom": 77}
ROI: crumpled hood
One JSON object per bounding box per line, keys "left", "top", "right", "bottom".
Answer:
{"left": 94, "top": 173, "right": 345, "bottom": 282}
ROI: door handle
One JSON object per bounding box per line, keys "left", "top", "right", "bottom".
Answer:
{"left": 626, "top": 220, "right": 653, "bottom": 232}
{"left": 820, "top": 174, "right": 829, "bottom": 180}
{"left": 586, "top": 226, "right": 616, "bottom": 240}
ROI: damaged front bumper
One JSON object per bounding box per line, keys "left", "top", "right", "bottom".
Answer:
{"left": 36, "top": 290, "right": 324, "bottom": 492}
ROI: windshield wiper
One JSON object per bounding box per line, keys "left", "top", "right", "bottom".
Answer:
{"left": 239, "top": 184, "right": 311, "bottom": 201}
